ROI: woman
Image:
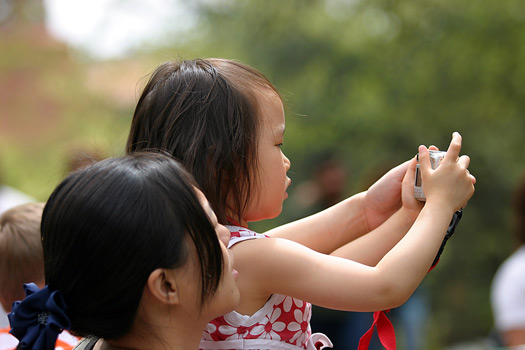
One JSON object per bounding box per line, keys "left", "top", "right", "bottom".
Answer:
{"left": 8, "top": 152, "right": 239, "bottom": 350}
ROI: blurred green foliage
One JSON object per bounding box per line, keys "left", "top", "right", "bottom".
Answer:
{"left": 1, "top": 0, "right": 524, "bottom": 348}
{"left": 186, "top": 0, "right": 525, "bottom": 347}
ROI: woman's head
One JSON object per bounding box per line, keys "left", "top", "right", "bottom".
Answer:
{"left": 126, "top": 58, "right": 285, "bottom": 223}
{"left": 41, "top": 152, "right": 237, "bottom": 340}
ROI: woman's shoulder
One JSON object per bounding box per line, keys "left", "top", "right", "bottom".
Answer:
{"left": 73, "top": 336, "right": 99, "bottom": 350}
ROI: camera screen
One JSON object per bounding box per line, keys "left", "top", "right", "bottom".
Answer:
{"left": 415, "top": 165, "right": 422, "bottom": 187}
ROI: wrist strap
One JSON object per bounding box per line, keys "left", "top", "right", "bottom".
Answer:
{"left": 357, "top": 260, "right": 442, "bottom": 350}
{"left": 431, "top": 210, "right": 462, "bottom": 268}
{"left": 358, "top": 210, "right": 463, "bottom": 349}
{"left": 357, "top": 310, "right": 396, "bottom": 350}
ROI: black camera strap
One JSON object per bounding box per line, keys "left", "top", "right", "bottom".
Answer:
{"left": 430, "top": 209, "right": 463, "bottom": 269}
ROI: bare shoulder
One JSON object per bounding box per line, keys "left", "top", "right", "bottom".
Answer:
{"left": 230, "top": 237, "right": 327, "bottom": 293}
{"left": 229, "top": 237, "right": 317, "bottom": 314}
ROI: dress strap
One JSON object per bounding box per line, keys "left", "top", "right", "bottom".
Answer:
{"left": 226, "top": 225, "right": 269, "bottom": 248}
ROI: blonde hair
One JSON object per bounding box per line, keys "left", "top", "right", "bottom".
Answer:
{"left": 0, "top": 202, "right": 45, "bottom": 311}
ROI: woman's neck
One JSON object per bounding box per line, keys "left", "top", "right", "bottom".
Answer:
{"left": 97, "top": 328, "right": 202, "bottom": 350}
{"left": 95, "top": 313, "right": 206, "bottom": 350}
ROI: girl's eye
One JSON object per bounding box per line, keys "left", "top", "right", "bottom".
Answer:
{"left": 277, "top": 143, "right": 283, "bottom": 148}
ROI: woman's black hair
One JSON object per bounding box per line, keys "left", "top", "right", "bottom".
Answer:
{"left": 41, "top": 152, "right": 223, "bottom": 339}
{"left": 126, "top": 58, "right": 280, "bottom": 224}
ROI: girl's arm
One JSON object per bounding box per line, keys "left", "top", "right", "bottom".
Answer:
{"left": 330, "top": 206, "right": 418, "bottom": 266}
{"left": 330, "top": 155, "right": 425, "bottom": 265}
{"left": 265, "top": 160, "right": 413, "bottom": 254}
{"left": 263, "top": 191, "right": 369, "bottom": 254}
{"left": 234, "top": 133, "right": 475, "bottom": 314}
{"left": 235, "top": 204, "right": 451, "bottom": 314}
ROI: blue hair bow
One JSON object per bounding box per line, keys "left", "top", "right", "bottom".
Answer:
{"left": 8, "top": 283, "right": 71, "bottom": 350}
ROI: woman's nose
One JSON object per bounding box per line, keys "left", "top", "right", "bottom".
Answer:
{"left": 218, "top": 224, "right": 231, "bottom": 246}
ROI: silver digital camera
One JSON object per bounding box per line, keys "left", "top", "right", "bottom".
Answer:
{"left": 414, "top": 150, "right": 447, "bottom": 201}
{"left": 413, "top": 149, "right": 463, "bottom": 267}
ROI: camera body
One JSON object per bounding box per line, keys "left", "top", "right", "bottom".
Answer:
{"left": 414, "top": 150, "right": 447, "bottom": 201}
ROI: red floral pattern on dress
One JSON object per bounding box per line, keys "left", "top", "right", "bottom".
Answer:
{"left": 201, "top": 226, "right": 314, "bottom": 349}
{"left": 203, "top": 294, "right": 313, "bottom": 349}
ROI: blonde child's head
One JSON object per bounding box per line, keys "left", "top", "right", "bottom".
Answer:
{"left": 0, "top": 202, "right": 45, "bottom": 312}
{"left": 127, "top": 58, "right": 288, "bottom": 224}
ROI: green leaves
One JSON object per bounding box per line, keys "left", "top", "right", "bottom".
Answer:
{"left": 188, "top": 0, "right": 525, "bottom": 346}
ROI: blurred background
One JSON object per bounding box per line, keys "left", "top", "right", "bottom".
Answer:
{"left": 1, "top": 0, "right": 524, "bottom": 348}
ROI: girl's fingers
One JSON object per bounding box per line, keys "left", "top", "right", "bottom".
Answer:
{"left": 458, "top": 155, "right": 471, "bottom": 168}
{"left": 444, "top": 132, "right": 462, "bottom": 164}
{"left": 403, "top": 155, "right": 418, "bottom": 184}
{"left": 458, "top": 155, "right": 476, "bottom": 184}
{"left": 418, "top": 145, "right": 431, "bottom": 173}
{"left": 470, "top": 173, "right": 477, "bottom": 185}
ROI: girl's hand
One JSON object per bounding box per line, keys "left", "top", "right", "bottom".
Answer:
{"left": 363, "top": 145, "right": 442, "bottom": 231}
{"left": 399, "top": 156, "right": 425, "bottom": 217}
{"left": 363, "top": 161, "right": 408, "bottom": 231}
{"left": 419, "top": 132, "right": 476, "bottom": 212}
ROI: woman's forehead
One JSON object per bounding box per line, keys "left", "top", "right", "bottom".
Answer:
{"left": 194, "top": 187, "right": 214, "bottom": 217}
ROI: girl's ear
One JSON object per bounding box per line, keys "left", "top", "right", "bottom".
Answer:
{"left": 147, "top": 268, "right": 180, "bottom": 305}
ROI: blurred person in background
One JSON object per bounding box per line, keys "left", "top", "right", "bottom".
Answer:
{"left": 0, "top": 159, "right": 35, "bottom": 329}
{"left": 63, "top": 145, "right": 105, "bottom": 174}
{"left": 0, "top": 145, "right": 102, "bottom": 331}
{"left": 0, "top": 203, "right": 79, "bottom": 349}
{"left": 491, "top": 174, "right": 525, "bottom": 348}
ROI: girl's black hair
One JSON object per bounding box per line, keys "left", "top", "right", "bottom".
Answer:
{"left": 126, "top": 58, "right": 280, "bottom": 224}
{"left": 41, "top": 152, "right": 223, "bottom": 339}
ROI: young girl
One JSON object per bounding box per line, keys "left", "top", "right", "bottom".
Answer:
{"left": 127, "top": 58, "right": 476, "bottom": 349}
{"left": 7, "top": 153, "right": 240, "bottom": 350}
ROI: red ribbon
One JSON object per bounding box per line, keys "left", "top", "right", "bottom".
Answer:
{"left": 357, "top": 260, "right": 439, "bottom": 350}
{"left": 357, "top": 310, "right": 396, "bottom": 350}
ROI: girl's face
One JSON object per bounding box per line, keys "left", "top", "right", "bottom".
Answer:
{"left": 243, "top": 90, "right": 291, "bottom": 223}
{"left": 196, "top": 189, "right": 240, "bottom": 317}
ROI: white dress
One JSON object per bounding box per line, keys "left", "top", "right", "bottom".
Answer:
{"left": 200, "top": 225, "right": 332, "bottom": 350}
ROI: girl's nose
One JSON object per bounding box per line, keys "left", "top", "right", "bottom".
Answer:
{"left": 284, "top": 154, "right": 291, "bottom": 171}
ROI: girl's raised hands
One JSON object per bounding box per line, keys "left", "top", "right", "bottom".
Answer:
{"left": 363, "top": 145, "right": 441, "bottom": 231}
{"left": 363, "top": 160, "right": 410, "bottom": 231}
{"left": 418, "top": 132, "right": 476, "bottom": 212}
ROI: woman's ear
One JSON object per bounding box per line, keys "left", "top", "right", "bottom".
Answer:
{"left": 147, "top": 268, "right": 180, "bottom": 305}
